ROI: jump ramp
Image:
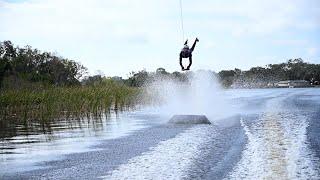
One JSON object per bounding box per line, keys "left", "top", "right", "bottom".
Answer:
{"left": 168, "top": 115, "right": 211, "bottom": 125}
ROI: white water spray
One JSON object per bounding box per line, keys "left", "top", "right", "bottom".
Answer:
{"left": 145, "top": 70, "right": 231, "bottom": 122}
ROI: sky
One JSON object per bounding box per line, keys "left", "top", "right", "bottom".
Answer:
{"left": 0, "top": 0, "right": 319, "bottom": 77}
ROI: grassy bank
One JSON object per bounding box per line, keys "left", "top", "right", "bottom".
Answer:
{"left": 0, "top": 80, "right": 139, "bottom": 122}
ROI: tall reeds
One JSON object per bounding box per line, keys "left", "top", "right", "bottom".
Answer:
{"left": 0, "top": 80, "right": 139, "bottom": 122}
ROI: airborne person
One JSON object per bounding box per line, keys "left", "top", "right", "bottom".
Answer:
{"left": 179, "top": 38, "right": 199, "bottom": 71}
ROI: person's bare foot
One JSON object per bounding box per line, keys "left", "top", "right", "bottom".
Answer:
{"left": 185, "top": 67, "right": 190, "bottom": 70}
{"left": 181, "top": 67, "right": 185, "bottom": 71}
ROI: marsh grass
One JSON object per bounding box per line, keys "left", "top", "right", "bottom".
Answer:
{"left": 0, "top": 80, "right": 139, "bottom": 123}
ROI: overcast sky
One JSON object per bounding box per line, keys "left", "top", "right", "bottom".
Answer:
{"left": 1, "top": 0, "right": 319, "bottom": 77}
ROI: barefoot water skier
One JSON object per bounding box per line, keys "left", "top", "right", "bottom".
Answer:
{"left": 179, "top": 38, "right": 199, "bottom": 71}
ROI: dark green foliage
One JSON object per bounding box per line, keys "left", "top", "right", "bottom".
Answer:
{"left": 218, "top": 70, "right": 236, "bottom": 87}
{"left": 82, "top": 75, "right": 103, "bottom": 86}
{"left": 125, "top": 60, "right": 320, "bottom": 89}
{"left": 125, "top": 68, "right": 189, "bottom": 87}
{"left": 0, "top": 40, "right": 87, "bottom": 89}
{"left": 125, "top": 70, "right": 150, "bottom": 87}
{"left": 218, "top": 58, "right": 320, "bottom": 88}
{"left": 0, "top": 41, "right": 139, "bottom": 122}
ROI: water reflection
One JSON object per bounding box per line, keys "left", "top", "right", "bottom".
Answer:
{"left": 0, "top": 111, "right": 151, "bottom": 174}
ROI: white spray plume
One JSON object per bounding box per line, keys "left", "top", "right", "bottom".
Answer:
{"left": 145, "top": 70, "right": 232, "bottom": 122}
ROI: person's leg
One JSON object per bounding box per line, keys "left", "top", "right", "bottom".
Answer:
{"left": 190, "top": 38, "right": 199, "bottom": 52}
{"left": 186, "top": 56, "right": 192, "bottom": 70}
{"left": 179, "top": 54, "right": 184, "bottom": 70}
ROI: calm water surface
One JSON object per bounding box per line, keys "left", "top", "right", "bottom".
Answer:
{"left": 0, "top": 111, "right": 160, "bottom": 173}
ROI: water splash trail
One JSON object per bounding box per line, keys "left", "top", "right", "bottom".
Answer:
{"left": 101, "top": 125, "right": 216, "bottom": 180}
{"left": 227, "top": 96, "right": 320, "bottom": 179}
{"left": 145, "top": 70, "right": 233, "bottom": 122}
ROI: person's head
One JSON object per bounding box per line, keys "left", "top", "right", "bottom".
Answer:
{"left": 184, "top": 44, "right": 189, "bottom": 49}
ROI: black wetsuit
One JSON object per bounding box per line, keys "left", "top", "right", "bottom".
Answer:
{"left": 179, "top": 38, "right": 198, "bottom": 70}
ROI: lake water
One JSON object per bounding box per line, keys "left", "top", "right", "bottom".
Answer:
{"left": 1, "top": 88, "right": 320, "bottom": 179}
{"left": 0, "top": 111, "right": 158, "bottom": 173}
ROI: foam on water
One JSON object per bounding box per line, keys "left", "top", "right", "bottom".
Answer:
{"left": 227, "top": 96, "right": 320, "bottom": 179}
{"left": 101, "top": 125, "right": 215, "bottom": 179}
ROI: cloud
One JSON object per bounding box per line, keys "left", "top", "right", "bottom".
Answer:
{"left": 272, "top": 39, "right": 308, "bottom": 46}
{"left": 307, "top": 47, "right": 318, "bottom": 56}
{"left": 0, "top": 0, "right": 319, "bottom": 76}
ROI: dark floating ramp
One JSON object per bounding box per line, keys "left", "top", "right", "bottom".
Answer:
{"left": 168, "top": 115, "right": 211, "bottom": 125}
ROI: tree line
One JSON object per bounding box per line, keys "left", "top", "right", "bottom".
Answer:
{"left": 218, "top": 58, "right": 320, "bottom": 88}
{"left": 124, "top": 59, "right": 320, "bottom": 88}
{"left": 0, "top": 41, "right": 87, "bottom": 89}
{"left": 1, "top": 41, "right": 319, "bottom": 89}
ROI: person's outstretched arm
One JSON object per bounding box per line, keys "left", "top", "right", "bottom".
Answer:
{"left": 190, "top": 38, "right": 199, "bottom": 52}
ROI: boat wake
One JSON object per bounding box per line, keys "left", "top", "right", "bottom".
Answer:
{"left": 101, "top": 125, "right": 216, "bottom": 180}
{"left": 227, "top": 97, "right": 320, "bottom": 179}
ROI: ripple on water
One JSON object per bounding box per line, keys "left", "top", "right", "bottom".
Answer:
{"left": 101, "top": 125, "right": 217, "bottom": 180}
{"left": 227, "top": 110, "right": 320, "bottom": 179}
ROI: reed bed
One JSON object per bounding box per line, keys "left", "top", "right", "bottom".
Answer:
{"left": 0, "top": 81, "right": 140, "bottom": 122}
